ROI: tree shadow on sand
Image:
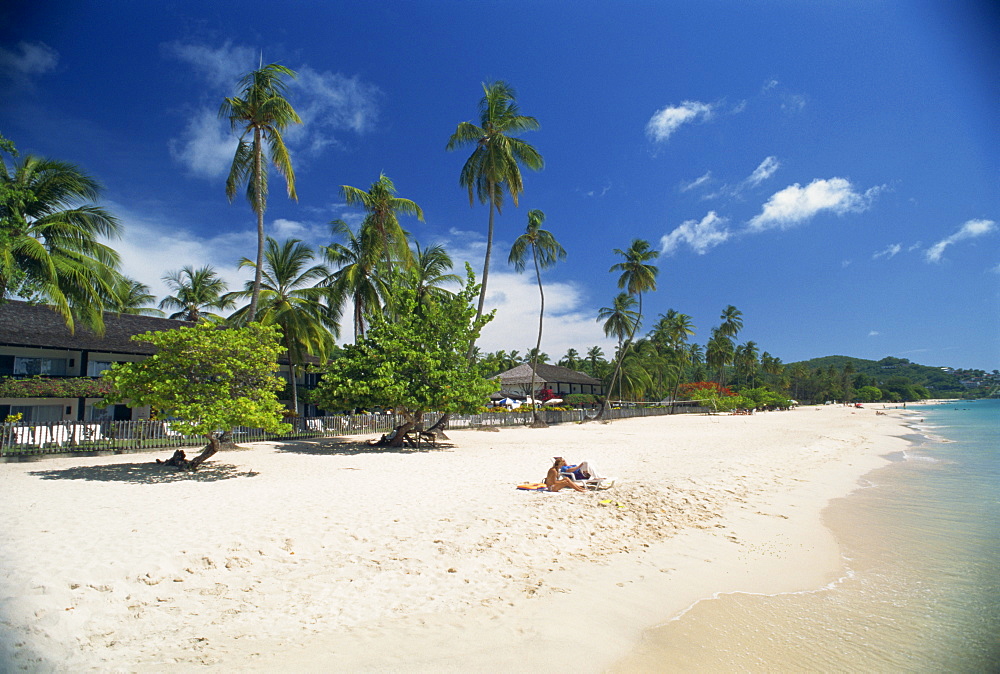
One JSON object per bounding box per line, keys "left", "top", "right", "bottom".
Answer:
{"left": 28, "top": 461, "right": 256, "bottom": 484}
{"left": 270, "top": 437, "right": 453, "bottom": 456}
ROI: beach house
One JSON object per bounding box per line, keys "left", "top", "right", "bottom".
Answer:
{"left": 0, "top": 301, "right": 313, "bottom": 422}
{"left": 494, "top": 362, "right": 604, "bottom": 399}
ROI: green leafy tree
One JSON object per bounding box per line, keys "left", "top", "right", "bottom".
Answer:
{"left": 159, "top": 265, "right": 235, "bottom": 321}
{"left": 340, "top": 173, "right": 423, "bottom": 273}
{"left": 508, "top": 208, "right": 566, "bottom": 423}
{"left": 447, "top": 81, "right": 543, "bottom": 354}
{"left": 856, "top": 385, "right": 883, "bottom": 403}
{"left": 101, "top": 322, "right": 290, "bottom": 469}
{"left": 312, "top": 266, "right": 498, "bottom": 447}
{"left": 221, "top": 63, "right": 302, "bottom": 322}
{"left": 227, "top": 237, "right": 338, "bottom": 418}
{"left": 1, "top": 154, "right": 124, "bottom": 333}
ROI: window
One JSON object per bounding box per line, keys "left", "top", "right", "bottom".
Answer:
{"left": 10, "top": 404, "right": 64, "bottom": 423}
{"left": 87, "top": 361, "right": 116, "bottom": 376}
{"left": 86, "top": 404, "right": 131, "bottom": 422}
{"left": 14, "top": 357, "right": 68, "bottom": 376}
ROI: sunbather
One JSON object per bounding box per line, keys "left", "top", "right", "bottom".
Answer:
{"left": 546, "top": 457, "right": 587, "bottom": 492}
{"left": 563, "top": 460, "right": 593, "bottom": 480}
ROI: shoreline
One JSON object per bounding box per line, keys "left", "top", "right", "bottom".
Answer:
{"left": 0, "top": 405, "right": 916, "bottom": 671}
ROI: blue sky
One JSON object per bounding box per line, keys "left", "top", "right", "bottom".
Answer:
{"left": 2, "top": 0, "right": 997, "bottom": 370}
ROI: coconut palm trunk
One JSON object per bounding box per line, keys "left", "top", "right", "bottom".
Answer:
{"left": 528, "top": 245, "right": 545, "bottom": 424}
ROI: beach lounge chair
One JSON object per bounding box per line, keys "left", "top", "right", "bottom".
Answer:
{"left": 560, "top": 462, "right": 616, "bottom": 490}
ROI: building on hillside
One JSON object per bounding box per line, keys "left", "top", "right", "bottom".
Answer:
{"left": 0, "top": 301, "right": 314, "bottom": 422}
{"left": 494, "top": 362, "right": 604, "bottom": 399}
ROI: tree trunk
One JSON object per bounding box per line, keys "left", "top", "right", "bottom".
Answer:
{"left": 285, "top": 333, "right": 299, "bottom": 423}
{"left": 596, "top": 293, "right": 643, "bottom": 420}
{"left": 529, "top": 248, "right": 547, "bottom": 427}
{"left": 156, "top": 433, "right": 220, "bottom": 471}
{"left": 468, "top": 182, "right": 496, "bottom": 361}
{"left": 426, "top": 413, "right": 451, "bottom": 440}
{"left": 248, "top": 129, "right": 265, "bottom": 322}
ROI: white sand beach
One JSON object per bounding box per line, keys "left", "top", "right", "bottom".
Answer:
{"left": 0, "top": 405, "right": 914, "bottom": 672}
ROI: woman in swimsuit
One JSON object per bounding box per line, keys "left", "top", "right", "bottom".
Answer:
{"left": 545, "top": 457, "right": 587, "bottom": 492}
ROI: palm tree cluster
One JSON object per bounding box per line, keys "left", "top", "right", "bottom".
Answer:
{"left": 3, "top": 78, "right": 796, "bottom": 414}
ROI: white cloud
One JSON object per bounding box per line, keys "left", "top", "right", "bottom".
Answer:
{"left": 747, "top": 178, "right": 882, "bottom": 231}
{"left": 925, "top": 218, "right": 997, "bottom": 263}
{"left": 646, "top": 101, "right": 714, "bottom": 142}
{"left": 583, "top": 182, "right": 612, "bottom": 198}
{"left": 103, "top": 202, "right": 255, "bottom": 302}
{"left": 0, "top": 41, "right": 58, "bottom": 84}
{"left": 680, "top": 171, "right": 712, "bottom": 192}
{"left": 660, "top": 211, "right": 730, "bottom": 255}
{"left": 435, "top": 231, "right": 616, "bottom": 358}
{"left": 161, "top": 41, "right": 256, "bottom": 89}
{"left": 744, "top": 156, "right": 780, "bottom": 187}
{"left": 270, "top": 217, "right": 330, "bottom": 243}
{"left": 168, "top": 108, "right": 239, "bottom": 178}
{"left": 873, "top": 243, "right": 902, "bottom": 260}
{"left": 868, "top": 331, "right": 880, "bottom": 337}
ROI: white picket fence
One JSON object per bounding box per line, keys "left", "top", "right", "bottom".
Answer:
{"left": 0, "top": 405, "right": 692, "bottom": 457}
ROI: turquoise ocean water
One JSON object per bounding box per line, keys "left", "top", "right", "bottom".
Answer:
{"left": 616, "top": 398, "right": 1000, "bottom": 672}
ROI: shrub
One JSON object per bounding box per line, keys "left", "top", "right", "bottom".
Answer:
{"left": 0, "top": 376, "right": 113, "bottom": 399}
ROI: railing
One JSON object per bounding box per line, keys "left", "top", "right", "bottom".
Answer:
{"left": 0, "top": 405, "right": 701, "bottom": 458}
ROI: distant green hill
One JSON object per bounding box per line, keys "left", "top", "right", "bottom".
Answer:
{"left": 788, "top": 355, "right": 968, "bottom": 397}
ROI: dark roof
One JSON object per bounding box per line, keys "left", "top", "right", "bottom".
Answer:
{"left": 0, "top": 300, "right": 195, "bottom": 355}
{"left": 495, "top": 362, "right": 602, "bottom": 386}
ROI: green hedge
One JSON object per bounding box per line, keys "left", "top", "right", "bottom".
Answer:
{"left": 0, "top": 376, "right": 113, "bottom": 399}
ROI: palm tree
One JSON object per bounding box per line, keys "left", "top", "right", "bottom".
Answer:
{"left": 687, "top": 343, "right": 706, "bottom": 382}
{"left": 508, "top": 208, "right": 566, "bottom": 423}
{"left": 598, "top": 292, "right": 639, "bottom": 400}
{"left": 719, "top": 305, "right": 743, "bottom": 340}
{"left": 525, "top": 347, "right": 550, "bottom": 364}
{"left": 586, "top": 346, "right": 605, "bottom": 378}
{"left": 561, "top": 348, "right": 580, "bottom": 369}
{"left": 159, "top": 265, "right": 235, "bottom": 321}
{"left": 341, "top": 173, "right": 423, "bottom": 273}
{"left": 323, "top": 219, "right": 383, "bottom": 341}
{"left": 735, "top": 340, "right": 759, "bottom": 388}
{"left": 0, "top": 155, "right": 123, "bottom": 333}
{"left": 409, "top": 241, "right": 461, "bottom": 308}
{"left": 600, "top": 240, "right": 659, "bottom": 415}
{"left": 109, "top": 278, "right": 164, "bottom": 316}
{"left": 706, "top": 327, "right": 735, "bottom": 390}
{"left": 599, "top": 293, "right": 639, "bottom": 354}
{"left": 228, "top": 237, "right": 337, "bottom": 418}
{"left": 652, "top": 309, "right": 696, "bottom": 409}
{"left": 447, "top": 81, "right": 543, "bottom": 355}
{"left": 220, "top": 62, "right": 302, "bottom": 322}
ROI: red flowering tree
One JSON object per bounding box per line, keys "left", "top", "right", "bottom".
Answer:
{"left": 536, "top": 387, "right": 556, "bottom": 402}
{"left": 677, "top": 381, "right": 735, "bottom": 399}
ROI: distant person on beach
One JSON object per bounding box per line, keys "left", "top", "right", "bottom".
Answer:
{"left": 546, "top": 457, "right": 587, "bottom": 492}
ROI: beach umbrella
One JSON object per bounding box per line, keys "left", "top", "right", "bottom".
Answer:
{"left": 543, "top": 398, "right": 563, "bottom": 405}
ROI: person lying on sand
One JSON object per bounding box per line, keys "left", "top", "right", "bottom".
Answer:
{"left": 546, "top": 457, "right": 587, "bottom": 492}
